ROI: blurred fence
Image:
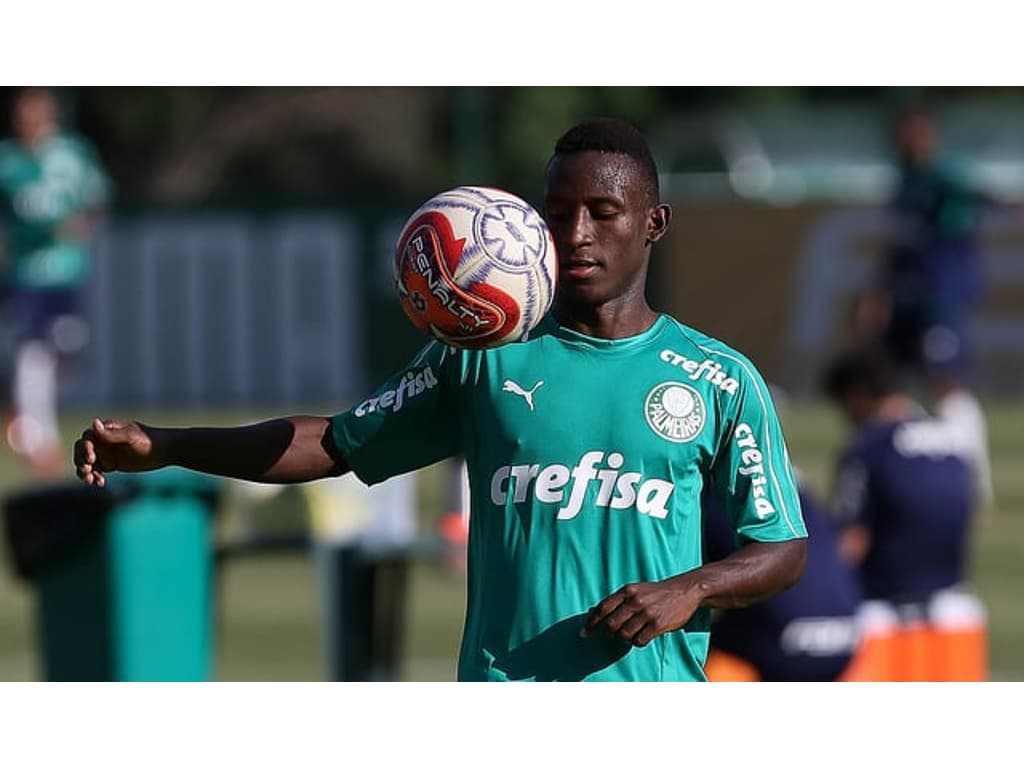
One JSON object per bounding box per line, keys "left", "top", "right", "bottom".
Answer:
{"left": 65, "top": 212, "right": 421, "bottom": 407}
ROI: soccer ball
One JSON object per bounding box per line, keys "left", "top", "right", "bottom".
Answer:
{"left": 393, "top": 185, "right": 557, "bottom": 349}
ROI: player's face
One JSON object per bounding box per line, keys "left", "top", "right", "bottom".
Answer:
{"left": 895, "top": 112, "right": 936, "bottom": 165}
{"left": 13, "top": 91, "right": 58, "bottom": 144}
{"left": 544, "top": 151, "right": 668, "bottom": 309}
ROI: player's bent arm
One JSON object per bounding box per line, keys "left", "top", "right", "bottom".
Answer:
{"left": 684, "top": 537, "right": 807, "bottom": 609}
{"left": 583, "top": 538, "right": 806, "bottom": 647}
{"left": 74, "top": 416, "right": 349, "bottom": 487}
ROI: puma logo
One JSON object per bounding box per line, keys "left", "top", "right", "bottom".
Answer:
{"left": 502, "top": 379, "right": 544, "bottom": 411}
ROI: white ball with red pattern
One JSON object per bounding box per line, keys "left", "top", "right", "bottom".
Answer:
{"left": 393, "top": 186, "right": 557, "bottom": 349}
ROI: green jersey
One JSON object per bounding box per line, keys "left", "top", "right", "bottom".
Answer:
{"left": 332, "top": 313, "right": 806, "bottom": 681}
{"left": 0, "top": 133, "right": 111, "bottom": 289}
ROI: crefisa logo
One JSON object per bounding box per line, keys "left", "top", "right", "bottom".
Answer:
{"left": 645, "top": 382, "right": 706, "bottom": 443}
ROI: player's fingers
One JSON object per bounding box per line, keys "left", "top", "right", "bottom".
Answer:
{"left": 75, "top": 434, "right": 117, "bottom": 477}
{"left": 631, "top": 623, "right": 660, "bottom": 648}
{"left": 596, "top": 601, "right": 644, "bottom": 637}
{"left": 93, "top": 418, "right": 117, "bottom": 441}
{"left": 93, "top": 418, "right": 139, "bottom": 447}
{"left": 76, "top": 463, "right": 105, "bottom": 487}
{"left": 582, "top": 591, "right": 627, "bottom": 637}
{"left": 74, "top": 436, "right": 96, "bottom": 467}
{"left": 596, "top": 602, "right": 632, "bottom": 633}
{"left": 614, "top": 612, "right": 651, "bottom": 645}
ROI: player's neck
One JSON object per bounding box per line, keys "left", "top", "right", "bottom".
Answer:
{"left": 554, "top": 299, "right": 659, "bottom": 340}
{"left": 871, "top": 394, "right": 925, "bottom": 424}
{"left": 19, "top": 125, "right": 56, "bottom": 150}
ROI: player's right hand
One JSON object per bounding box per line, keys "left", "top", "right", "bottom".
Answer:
{"left": 73, "top": 418, "right": 163, "bottom": 488}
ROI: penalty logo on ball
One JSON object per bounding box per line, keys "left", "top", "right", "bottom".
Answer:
{"left": 644, "top": 382, "right": 706, "bottom": 443}
{"left": 395, "top": 212, "right": 514, "bottom": 345}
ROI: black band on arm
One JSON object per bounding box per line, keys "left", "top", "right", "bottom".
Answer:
{"left": 320, "top": 420, "right": 350, "bottom": 477}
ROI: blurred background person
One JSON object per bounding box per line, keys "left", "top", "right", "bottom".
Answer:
{"left": 822, "top": 345, "right": 987, "bottom": 681}
{"left": 854, "top": 105, "right": 985, "bottom": 376}
{"left": 0, "top": 87, "right": 111, "bottom": 477}
{"left": 702, "top": 482, "right": 863, "bottom": 682}
{"left": 851, "top": 104, "right": 994, "bottom": 512}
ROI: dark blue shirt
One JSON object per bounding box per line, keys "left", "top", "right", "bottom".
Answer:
{"left": 833, "top": 416, "right": 972, "bottom": 602}
{"left": 887, "top": 158, "right": 984, "bottom": 310}
{"left": 703, "top": 486, "right": 862, "bottom": 681}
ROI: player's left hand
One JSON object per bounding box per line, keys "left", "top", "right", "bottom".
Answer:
{"left": 581, "top": 578, "right": 702, "bottom": 647}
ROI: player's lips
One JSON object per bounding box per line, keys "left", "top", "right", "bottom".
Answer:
{"left": 560, "top": 257, "right": 600, "bottom": 280}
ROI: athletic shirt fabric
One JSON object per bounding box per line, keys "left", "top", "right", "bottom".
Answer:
{"left": 331, "top": 313, "right": 806, "bottom": 681}
{"left": 0, "top": 133, "right": 110, "bottom": 290}
{"left": 887, "top": 157, "right": 984, "bottom": 311}
{"left": 833, "top": 416, "right": 972, "bottom": 602}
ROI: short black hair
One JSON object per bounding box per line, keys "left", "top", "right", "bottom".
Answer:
{"left": 552, "top": 117, "right": 660, "bottom": 203}
{"left": 821, "top": 345, "right": 901, "bottom": 402}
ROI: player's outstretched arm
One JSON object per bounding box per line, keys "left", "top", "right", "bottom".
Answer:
{"left": 582, "top": 538, "right": 806, "bottom": 648}
{"left": 73, "top": 416, "right": 348, "bottom": 488}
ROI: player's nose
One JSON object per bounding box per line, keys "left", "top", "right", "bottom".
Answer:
{"left": 562, "top": 207, "right": 594, "bottom": 249}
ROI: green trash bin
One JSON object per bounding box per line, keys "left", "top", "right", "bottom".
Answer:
{"left": 3, "top": 468, "right": 221, "bottom": 682}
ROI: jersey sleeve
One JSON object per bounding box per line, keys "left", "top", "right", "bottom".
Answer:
{"left": 331, "top": 340, "right": 462, "bottom": 485}
{"left": 710, "top": 357, "right": 806, "bottom": 544}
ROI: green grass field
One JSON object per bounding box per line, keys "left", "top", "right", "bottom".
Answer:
{"left": 0, "top": 401, "right": 1020, "bottom": 681}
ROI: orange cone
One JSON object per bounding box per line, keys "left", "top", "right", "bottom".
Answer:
{"left": 840, "top": 601, "right": 900, "bottom": 682}
{"left": 890, "top": 604, "right": 933, "bottom": 682}
{"left": 704, "top": 649, "right": 760, "bottom": 682}
{"left": 928, "top": 589, "right": 988, "bottom": 681}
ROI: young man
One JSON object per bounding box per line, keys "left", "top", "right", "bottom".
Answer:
{"left": 822, "top": 346, "right": 973, "bottom": 603}
{"left": 0, "top": 87, "right": 111, "bottom": 476}
{"left": 74, "top": 118, "right": 807, "bottom": 681}
{"left": 821, "top": 345, "right": 986, "bottom": 680}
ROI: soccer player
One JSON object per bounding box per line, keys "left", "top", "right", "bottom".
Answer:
{"left": 0, "top": 87, "right": 111, "bottom": 476}
{"left": 73, "top": 118, "right": 807, "bottom": 681}
{"left": 821, "top": 345, "right": 986, "bottom": 680}
{"left": 868, "top": 106, "right": 986, "bottom": 377}
{"left": 822, "top": 346, "right": 973, "bottom": 602}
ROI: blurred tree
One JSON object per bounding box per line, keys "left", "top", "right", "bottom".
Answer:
{"left": 72, "top": 87, "right": 453, "bottom": 206}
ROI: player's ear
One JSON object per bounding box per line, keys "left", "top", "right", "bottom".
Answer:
{"left": 646, "top": 203, "right": 672, "bottom": 245}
